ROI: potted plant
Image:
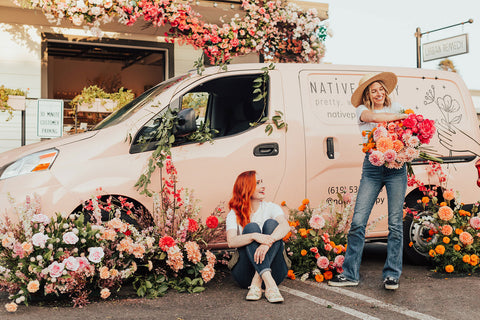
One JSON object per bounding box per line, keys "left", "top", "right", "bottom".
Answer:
{"left": 70, "top": 85, "right": 135, "bottom": 113}
{"left": 0, "top": 85, "right": 27, "bottom": 115}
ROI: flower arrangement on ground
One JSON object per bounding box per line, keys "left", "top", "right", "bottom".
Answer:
{"left": 0, "top": 159, "right": 225, "bottom": 312}
{"left": 362, "top": 109, "right": 440, "bottom": 173}
{"left": 407, "top": 163, "right": 480, "bottom": 274}
{"left": 282, "top": 193, "right": 355, "bottom": 282}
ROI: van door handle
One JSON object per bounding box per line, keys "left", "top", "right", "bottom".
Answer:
{"left": 326, "top": 137, "right": 335, "bottom": 159}
{"left": 253, "top": 143, "right": 279, "bottom": 157}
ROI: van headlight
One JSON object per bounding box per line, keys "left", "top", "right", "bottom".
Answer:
{"left": 0, "top": 148, "right": 59, "bottom": 180}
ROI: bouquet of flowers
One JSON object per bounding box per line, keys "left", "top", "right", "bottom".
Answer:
{"left": 362, "top": 110, "right": 441, "bottom": 173}
{"left": 283, "top": 194, "right": 355, "bottom": 282}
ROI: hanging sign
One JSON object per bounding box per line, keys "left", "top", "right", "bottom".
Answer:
{"left": 423, "top": 34, "right": 469, "bottom": 62}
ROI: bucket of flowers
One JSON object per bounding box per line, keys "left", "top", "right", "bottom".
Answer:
{"left": 282, "top": 193, "right": 355, "bottom": 282}
{"left": 362, "top": 109, "right": 442, "bottom": 175}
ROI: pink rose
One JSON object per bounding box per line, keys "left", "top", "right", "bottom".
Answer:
{"left": 31, "top": 233, "right": 49, "bottom": 248}
{"left": 402, "top": 115, "right": 417, "bottom": 128}
{"left": 88, "top": 247, "right": 105, "bottom": 263}
{"left": 62, "top": 232, "right": 79, "bottom": 245}
{"left": 64, "top": 256, "right": 80, "bottom": 271}
{"left": 470, "top": 217, "right": 480, "bottom": 230}
{"left": 310, "top": 247, "right": 319, "bottom": 254}
{"left": 309, "top": 214, "right": 325, "bottom": 230}
{"left": 48, "top": 261, "right": 65, "bottom": 278}
{"left": 76, "top": 256, "right": 90, "bottom": 270}
{"left": 317, "top": 256, "right": 330, "bottom": 269}
{"left": 333, "top": 255, "right": 345, "bottom": 268}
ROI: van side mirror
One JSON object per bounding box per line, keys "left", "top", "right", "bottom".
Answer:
{"left": 174, "top": 108, "right": 197, "bottom": 137}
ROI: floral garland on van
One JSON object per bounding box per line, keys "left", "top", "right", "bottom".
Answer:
{"left": 14, "top": 0, "right": 329, "bottom": 64}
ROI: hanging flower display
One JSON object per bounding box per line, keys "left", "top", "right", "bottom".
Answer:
{"left": 14, "top": 0, "right": 330, "bottom": 64}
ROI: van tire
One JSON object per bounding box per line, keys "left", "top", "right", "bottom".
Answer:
{"left": 403, "top": 211, "right": 436, "bottom": 265}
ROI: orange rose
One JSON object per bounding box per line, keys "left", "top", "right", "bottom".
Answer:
{"left": 445, "top": 265, "right": 454, "bottom": 273}
{"left": 438, "top": 206, "right": 454, "bottom": 221}
{"left": 323, "top": 271, "right": 333, "bottom": 280}
{"left": 301, "top": 249, "right": 307, "bottom": 256}
{"left": 443, "top": 190, "right": 455, "bottom": 201}
{"left": 441, "top": 225, "right": 453, "bottom": 236}
{"left": 315, "top": 274, "right": 324, "bottom": 282}
{"left": 435, "top": 245, "right": 445, "bottom": 255}
{"left": 459, "top": 232, "right": 474, "bottom": 246}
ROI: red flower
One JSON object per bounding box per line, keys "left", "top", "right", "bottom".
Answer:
{"left": 123, "top": 230, "right": 132, "bottom": 236}
{"left": 187, "top": 218, "right": 199, "bottom": 232}
{"left": 206, "top": 216, "right": 219, "bottom": 229}
{"left": 158, "top": 236, "right": 175, "bottom": 251}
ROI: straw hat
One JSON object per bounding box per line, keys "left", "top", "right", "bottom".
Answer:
{"left": 350, "top": 72, "right": 397, "bottom": 107}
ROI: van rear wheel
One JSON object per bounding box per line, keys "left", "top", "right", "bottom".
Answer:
{"left": 403, "top": 211, "right": 436, "bottom": 265}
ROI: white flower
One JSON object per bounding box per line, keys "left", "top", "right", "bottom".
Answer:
{"left": 88, "top": 247, "right": 104, "bottom": 263}
{"left": 31, "top": 214, "right": 50, "bottom": 225}
{"left": 31, "top": 233, "right": 49, "bottom": 248}
{"left": 63, "top": 231, "right": 79, "bottom": 245}
{"left": 63, "top": 256, "right": 80, "bottom": 271}
{"left": 48, "top": 261, "right": 65, "bottom": 278}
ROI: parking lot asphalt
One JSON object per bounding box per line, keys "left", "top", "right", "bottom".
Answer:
{"left": 1, "top": 243, "right": 480, "bottom": 320}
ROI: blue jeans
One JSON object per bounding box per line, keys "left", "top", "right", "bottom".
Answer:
{"left": 342, "top": 155, "right": 407, "bottom": 282}
{"left": 231, "top": 219, "right": 288, "bottom": 289}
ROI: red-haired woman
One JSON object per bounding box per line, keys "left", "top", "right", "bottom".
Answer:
{"left": 226, "top": 170, "right": 290, "bottom": 303}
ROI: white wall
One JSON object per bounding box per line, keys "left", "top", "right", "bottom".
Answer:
{"left": 0, "top": 23, "right": 42, "bottom": 154}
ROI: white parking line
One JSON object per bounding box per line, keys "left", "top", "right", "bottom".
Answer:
{"left": 309, "top": 282, "right": 441, "bottom": 320}
{"left": 279, "top": 285, "right": 380, "bottom": 320}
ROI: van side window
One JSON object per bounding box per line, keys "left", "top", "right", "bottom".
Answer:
{"left": 130, "top": 74, "right": 268, "bottom": 153}
{"left": 181, "top": 74, "right": 268, "bottom": 139}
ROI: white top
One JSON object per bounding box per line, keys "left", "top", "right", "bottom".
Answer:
{"left": 356, "top": 102, "right": 403, "bottom": 143}
{"left": 225, "top": 201, "right": 284, "bottom": 232}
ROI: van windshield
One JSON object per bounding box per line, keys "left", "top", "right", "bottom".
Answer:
{"left": 92, "top": 74, "right": 190, "bottom": 130}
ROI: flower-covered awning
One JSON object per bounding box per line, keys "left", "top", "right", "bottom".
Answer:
{"left": 12, "top": 0, "right": 330, "bottom": 64}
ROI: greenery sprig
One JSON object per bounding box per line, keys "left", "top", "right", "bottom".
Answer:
{"left": 70, "top": 85, "right": 134, "bottom": 112}
{"left": 0, "top": 85, "right": 27, "bottom": 121}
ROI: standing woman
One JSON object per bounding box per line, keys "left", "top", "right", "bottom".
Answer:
{"left": 226, "top": 170, "right": 290, "bottom": 302}
{"left": 328, "top": 72, "right": 408, "bottom": 290}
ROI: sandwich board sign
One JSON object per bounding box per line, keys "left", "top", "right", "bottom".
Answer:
{"left": 37, "top": 99, "right": 64, "bottom": 138}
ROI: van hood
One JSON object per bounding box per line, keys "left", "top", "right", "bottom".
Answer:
{"left": 0, "top": 130, "right": 98, "bottom": 166}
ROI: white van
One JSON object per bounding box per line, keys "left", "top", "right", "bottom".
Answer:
{"left": 1, "top": 63, "right": 479, "bottom": 263}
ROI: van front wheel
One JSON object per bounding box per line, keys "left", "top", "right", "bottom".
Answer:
{"left": 403, "top": 211, "right": 436, "bottom": 265}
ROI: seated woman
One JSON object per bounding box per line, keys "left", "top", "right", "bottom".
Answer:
{"left": 226, "top": 170, "right": 290, "bottom": 303}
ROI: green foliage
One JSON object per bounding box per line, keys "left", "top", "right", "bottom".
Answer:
{"left": 0, "top": 85, "right": 27, "bottom": 121}
{"left": 70, "top": 85, "right": 135, "bottom": 112}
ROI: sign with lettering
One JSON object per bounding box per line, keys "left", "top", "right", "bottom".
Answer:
{"left": 37, "top": 99, "right": 64, "bottom": 138}
{"left": 423, "top": 34, "right": 469, "bottom": 62}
